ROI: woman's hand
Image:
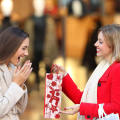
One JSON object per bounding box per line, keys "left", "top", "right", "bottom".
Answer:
{"left": 13, "top": 60, "right": 32, "bottom": 86}
{"left": 52, "top": 64, "right": 67, "bottom": 76}
{"left": 60, "top": 104, "right": 80, "bottom": 115}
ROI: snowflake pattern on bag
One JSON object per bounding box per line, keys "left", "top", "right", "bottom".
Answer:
{"left": 44, "top": 73, "right": 63, "bottom": 119}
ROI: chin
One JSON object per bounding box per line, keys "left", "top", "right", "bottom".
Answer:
{"left": 96, "top": 53, "right": 101, "bottom": 57}
{"left": 12, "top": 61, "right": 19, "bottom": 66}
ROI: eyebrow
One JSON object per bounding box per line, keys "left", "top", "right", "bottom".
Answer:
{"left": 22, "top": 45, "right": 28, "bottom": 48}
{"left": 98, "top": 38, "right": 103, "bottom": 40}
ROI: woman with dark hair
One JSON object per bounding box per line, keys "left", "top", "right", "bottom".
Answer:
{"left": 0, "top": 26, "right": 32, "bottom": 120}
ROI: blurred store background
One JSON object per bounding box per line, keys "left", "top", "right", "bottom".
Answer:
{"left": 0, "top": 0, "right": 120, "bottom": 120}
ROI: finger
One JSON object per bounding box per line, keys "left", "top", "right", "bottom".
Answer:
{"left": 61, "top": 66, "right": 65, "bottom": 71}
{"left": 24, "top": 67, "right": 33, "bottom": 80}
{"left": 52, "top": 64, "right": 59, "bottom": 73}
{"left": 19, "top": 62, "right": 28, "bottom": 72}
{"left": 14, "top": 67, "right": 18, "bottom": 74}
{"left": 24, "top": 67, "right": 32, "bottom": 77}
{"left": 20, "top": 62, "right": 32, "bottom": 73}
{"left": 60, "top": 110, "right": 75, "bottom": 115}
{"left": 55, "top": 65, "right": 63, "bottom": 72}
{"left": 21, "top": 68, "right": 32, "bottom": 83}
{"left": 25, "top": 60, "right": 30, "bottom": 64}
{"left": 64, "top": 106, "right": 74, "bottom": 110}
{"left": 24, "top": 68, "right": 33, "bottom": 82}
{"left": 17, "top": 65, "right": 21, "bottom": 72}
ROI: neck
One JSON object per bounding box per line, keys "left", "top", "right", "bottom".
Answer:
{"left": 5, "top": 61, "right": 11, "bottom": 69}
{"left": 5, "top": 62, "right": 9, "bottom": 66}
{"left": 104, "top": 54, "right": 113, "bottom": 63}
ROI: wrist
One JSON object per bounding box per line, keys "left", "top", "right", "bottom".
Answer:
{"left": 21, "top": 84, "right": 26, "bottom": 90}
{"left": 63, "top": 72, "right": 67, "bottom": 77}
{"left": 13, "top": 81, "right": 21, "bottom": 86}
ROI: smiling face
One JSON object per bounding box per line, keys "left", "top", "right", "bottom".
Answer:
{"left": 94, "top": 31, "right": 112, "bottom": 61}
{"left": 9, "top": 37, "right": 29, "bottom": 66}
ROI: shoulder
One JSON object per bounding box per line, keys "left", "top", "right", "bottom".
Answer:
{"left": 0, "top": 64, "right": 6, "bottom": 80}
{"left": 110, "top": 61, "right": 120, "bottom": 74}
{"left": 0, "top": 64, "right": 6, "bottom": 71}
{"left": 0, "top": 65, "right": 4, "bottom": 74}
{"left": 0, "top": 67, "right": 3, "bottom": 83}
{"left": 111, "top": 61, "right": 120, "bottom": 69}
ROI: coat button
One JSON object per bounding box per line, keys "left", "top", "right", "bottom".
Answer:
{"left": 87, "top": 115, "right": 91, "bottom": 118}
{"left": 98, "top": 82, "right": 101, "bottom": 87}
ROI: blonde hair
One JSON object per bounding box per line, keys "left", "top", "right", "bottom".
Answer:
{"left": 99, "top": 24, "right": 120, "bottom": 62}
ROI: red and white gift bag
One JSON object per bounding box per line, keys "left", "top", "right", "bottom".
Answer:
{"left": 44, "top": 73, "right": 63, "bottom": 119}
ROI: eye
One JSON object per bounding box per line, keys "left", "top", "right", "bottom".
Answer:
{"left": 99, "top": 41, "right": 103, "bottom": 44}
{"left": 22, "top": 46, "right": 27, "bottom": 50}
{"left": 98, "top": 39, "right": 103, "bottom": 44}
{"left": 22, "top": 48, "right": 26, "bottom": 50}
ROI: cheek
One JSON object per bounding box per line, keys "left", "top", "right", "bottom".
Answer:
{"left": 104, "top": 46, "right": 112, "bottom": 54}
{"left": 15, "top": 50, "right": 22, "bottom": 56}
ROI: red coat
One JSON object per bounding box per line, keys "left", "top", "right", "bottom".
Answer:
{"left": 62, "top": 61, "right": 120, "bottom": 119}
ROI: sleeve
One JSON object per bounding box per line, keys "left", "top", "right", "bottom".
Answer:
{"left": 15, "top": 84, "right": 28, "bottom": 114}
{"left": 0, "top": 82, "right": 25, "bottom": 117}
{"left": 62, "top": 74, "right": 83, "bottom": 104}
{"left": 80, "top": 102, "right": 99, "bottom": 119}
{"left": 79, "top": 64, "right": 120, "bottom": 119}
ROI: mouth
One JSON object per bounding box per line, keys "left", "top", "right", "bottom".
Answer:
{"left": 96, "top": 49, "right": 100, "bottom": 53}
{"left": 17, "top": 56, "right": 24, "bottom": 66}
{"left": 18, "top": 56, "right": 23, "bottom": 63}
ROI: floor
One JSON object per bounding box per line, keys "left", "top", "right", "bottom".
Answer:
{"left": 20, "top": 56, "right": 88, "bottom": 120}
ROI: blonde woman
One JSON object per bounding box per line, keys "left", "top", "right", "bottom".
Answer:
{"left": 53, "top": 24, "right": 120, "bottom": 119}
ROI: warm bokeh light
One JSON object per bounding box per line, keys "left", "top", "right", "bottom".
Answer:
{"left": 33, "top": 0, "right": 45, "bottom": 17}
{"left": 1, "top": 0, "right": 13, "bottom": 16}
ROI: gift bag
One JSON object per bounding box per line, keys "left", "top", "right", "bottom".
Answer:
{"left": 44, "top": 71, "right": 63, "bottom": 119}
{"left": 97, "top": 104, "right": 119, "bottom": 120}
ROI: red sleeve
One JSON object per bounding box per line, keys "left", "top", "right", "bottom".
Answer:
{"left": 62, "top": 74, "right": 83, "bottom": 104}
{"left": 80, "top": 102, "right": 99, "bottom": 119}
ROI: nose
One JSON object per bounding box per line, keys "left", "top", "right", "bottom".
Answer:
{"left": 24, "top": 50, "right": 29, "bottom": 56}
{"left": 94, "top": 41, "right": 98, "bottom": 47}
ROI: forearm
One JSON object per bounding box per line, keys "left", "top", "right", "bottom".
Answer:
{"left": 16, "top": 84, "right": 28, "bottom": 114}
{"left": 62, "top": 74, "right": 83, "bottom": 104}
{"left": 0, "top": 82, "right": 25, "bottom": 117}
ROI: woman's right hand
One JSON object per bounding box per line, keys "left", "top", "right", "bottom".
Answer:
{"left": 60, "top": 104, "right": 80, "bottom": 115}
{"left": 12, "top": 60, "right": 32, "bottom": 86}
{"left": 52, "top": 64, "right": 67, "bottom": 76}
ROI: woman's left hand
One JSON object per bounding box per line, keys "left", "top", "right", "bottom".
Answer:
{"left": 60, "top": 104, "right": 80, "bottom": 115}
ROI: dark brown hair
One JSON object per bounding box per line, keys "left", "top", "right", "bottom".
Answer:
{"left": 0, "top": 26, "right": 29, "bottom": 64}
